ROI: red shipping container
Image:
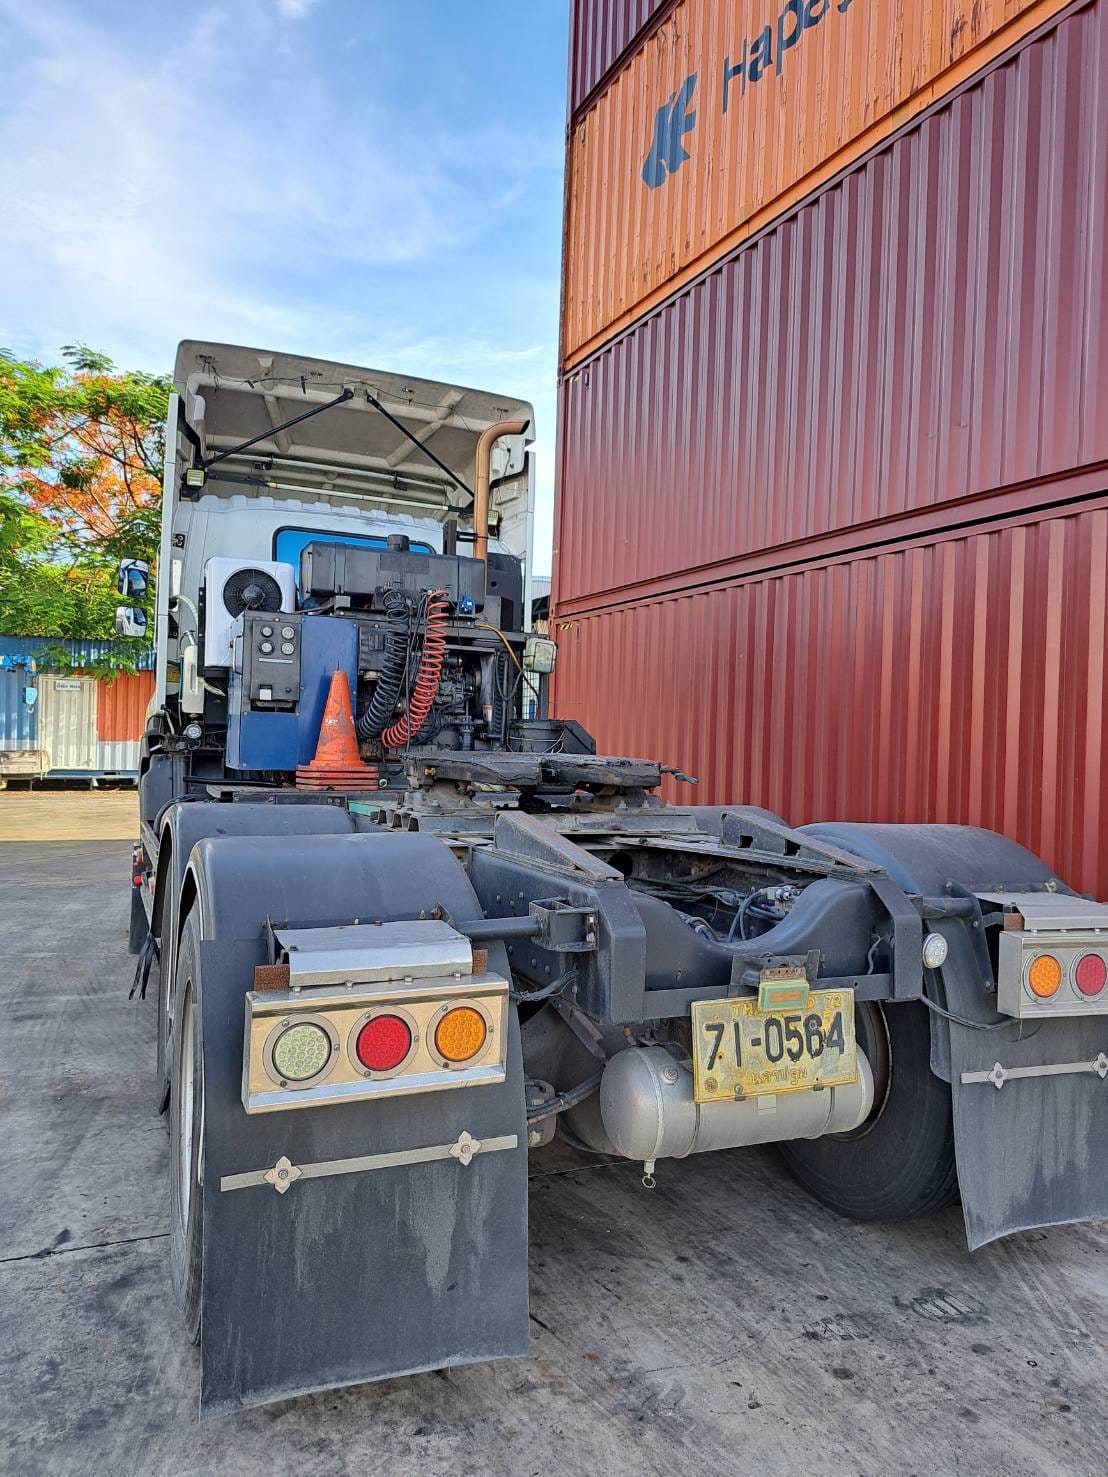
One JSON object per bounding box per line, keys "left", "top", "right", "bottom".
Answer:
{"left": 553, "top": 498, "right": 1108, "bottom": 900}
{"left": 556, "top": 0, "right": 1108, "bottom": 609}
{"left": 554, "top": 1, "right": 1108, "bottom": 899}
{"left": 562, "top": 0, "right": 1072, "bottom": 364}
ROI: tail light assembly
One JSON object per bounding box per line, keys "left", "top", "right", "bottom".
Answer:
{"left": 986, "top": 892, "right": 1108, "bottom": 1020}
{"left": 242, "top": 920, "right": 508, "bottom": 1113}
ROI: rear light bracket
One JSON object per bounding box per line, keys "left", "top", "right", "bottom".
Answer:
{"left": 995, "top": 927, "right": 1108, "bottom": 1019}
{"left": 242, "top": 919, "right": 508, "bottom": 1113}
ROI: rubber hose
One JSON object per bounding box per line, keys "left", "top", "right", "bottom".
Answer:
{"left": 490, "top": 650, "right": 509, "bottom": 742}
{"left": 357, "top": 590, "right": 411, "bottom": 740}
{"left": 382, "top": 590, "right": 449, "bottom": 749}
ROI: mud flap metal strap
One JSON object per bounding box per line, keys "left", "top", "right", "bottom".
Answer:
{"left": 961, "top": 1054, "right": 1108, "bottom": 1090}
{"left": 220, "top": 1130, "right": 518, "bottom": 1193}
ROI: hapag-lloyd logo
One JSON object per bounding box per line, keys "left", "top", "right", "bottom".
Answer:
{"left": 641, "top": 0, "right": 858, "bottom": 190}
{"left": 641, "top": 73, "right": 698, "bottom": 188}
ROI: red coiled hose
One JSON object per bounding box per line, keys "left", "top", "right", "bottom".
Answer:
{"left": 382, "top": 589, "right": 449, "bottom": 748}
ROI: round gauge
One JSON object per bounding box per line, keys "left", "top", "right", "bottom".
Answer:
{"left": 260, "top": 641, "right": 274, "bottom": 654}
{"left": 281, "top": 641, "right": 295, "bottom": 655}
{"left": 281, "top": 625, "right": 295, "bottom": 640}
{"left": 260, "top": 625, "right": 273, "bottom": 637}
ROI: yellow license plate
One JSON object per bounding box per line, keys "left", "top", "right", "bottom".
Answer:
{"left": 691, "top": 989, "right": 857, "bottom": 1103}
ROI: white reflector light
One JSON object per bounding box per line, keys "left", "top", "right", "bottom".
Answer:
{"left": 922, "top": 932, "right": 949, "bottom": 970}
{"left": 272, "top": 1022, "right": 332, "bottom": 1082}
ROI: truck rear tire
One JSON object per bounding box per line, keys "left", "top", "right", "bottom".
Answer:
{"left": 778, "top": 1001, "right": 958, "bottom": 1222}
{"left": 169, "top": 912, "right": 204, "bottom": 1344}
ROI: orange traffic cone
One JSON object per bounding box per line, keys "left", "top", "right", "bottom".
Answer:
{"left": 295, "top": 672, "right": 380, "bottom": 791}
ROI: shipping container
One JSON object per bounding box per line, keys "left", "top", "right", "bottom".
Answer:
{"left": 0, "top": 670, "right": 38, "bottom": 753}
{"left": 0, "top": 638, "right": 153, "bottom": 781}
{"left": 562, "top": 0, "right": 1076, "bottom": 364}
{"left": 568, "top": 0, "right": 672, "bottom": 118}
{"left": 553, "top": 496, "right": 1108, "bottom": 900}
{"left": 96, "top": 671, "right": 154, "bottom": 776}
{"left": 556, "top": 0, "right": 1108, "bottom": 609}
{"left": 38, "top": 676, "right": 100, "bottom": 773}
{"left": 0, "top": 634, "right": 155, "bottom": 670}
{"left": 554, "top": 0, "right": 1108, "bottom": 905}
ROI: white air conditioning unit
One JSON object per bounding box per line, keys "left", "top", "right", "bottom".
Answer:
{"left": 202, "top": 558, "right": 296, "bottom": 668}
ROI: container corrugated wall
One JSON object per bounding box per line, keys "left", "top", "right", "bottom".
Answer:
{"left": 37, "top": 677, "right": 99, "bottom": 772}
{"left": 569, "top": 0, "right": 673, "bottom": 117}
{"left": 562, "top": 0, "right": 1074, "bottom": 363}
{"left": 0, "top": 635, "right": 155, "bottom": 670}
{"left": 97, "top": 672, "right": 153, "bottom": 742}
{"left": 555, "top": 0, "right": 1108, "bottom": 900}
{"left": 556, "top": 0, "right": 1108, "bottom": 609}
{"left": 95, "top": 671, "right": 153, "bottom": 775}
{"left": 554, "top": 499, "right": 1108, "bottom": 900}
{"left": 0, "top": 671, "right": 38, "bottom": 752}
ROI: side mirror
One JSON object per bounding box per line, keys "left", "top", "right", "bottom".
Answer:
{"left": 115, "top": 606, "right": 148, "bottom": 638}
{"left": 116, "top": 558, "right": 151, "bottom": 598}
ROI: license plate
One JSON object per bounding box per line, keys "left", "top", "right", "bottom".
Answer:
{"left": 691, "top": 989, "right": 857, "bottom": 1103}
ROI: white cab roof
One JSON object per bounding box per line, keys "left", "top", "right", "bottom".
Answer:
{"left": 174, "top": 341, "right": 534, "bottom": 499}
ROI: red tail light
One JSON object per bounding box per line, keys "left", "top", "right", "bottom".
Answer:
{"left": 1074, "top": 953, "right": 1108, "bottom": 998}
{"left": 355, "top": 1014, "right": 412, "bottom": 1072}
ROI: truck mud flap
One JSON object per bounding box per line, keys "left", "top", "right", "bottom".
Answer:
{"left": 951, "top": 1015, "right": 1108, "bottom": 1249}
{"left": 800, "top": 823, "right": 1108, "bottom": 1247}
{"left": 189, "top": 834, "right": 530, "bottom": 1414}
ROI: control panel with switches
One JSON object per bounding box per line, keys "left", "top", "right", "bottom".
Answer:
{"left": 242, "top": 611, "right": 302, "bottom": 708}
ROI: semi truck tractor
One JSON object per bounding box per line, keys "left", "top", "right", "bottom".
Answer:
{"left": 126, "top": 341, "right": 1108, "bottom": 1414}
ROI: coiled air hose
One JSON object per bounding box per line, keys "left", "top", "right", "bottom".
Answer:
{"left": 490, "top": 650, "right": 510, "bottom": 742}
{"left": 356, "top": 589, "right": 411, "bottom": 741}
{"left": 382, "top": 589, "right": 449, "bottom": 749}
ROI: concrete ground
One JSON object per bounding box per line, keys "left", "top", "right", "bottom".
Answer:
{"left": 0, "top": 787, "right": 138, "bottom": 841}
{"left": 1, "top": 825, "right": 1105, "bottom": 1476}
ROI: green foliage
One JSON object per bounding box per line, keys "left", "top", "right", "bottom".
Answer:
{"left": 0, "top": 345, "right": 169, "bottom": 652}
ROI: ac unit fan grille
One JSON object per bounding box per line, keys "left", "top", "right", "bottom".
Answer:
{"left": 222, "top": 568, "right": 283, "bottom": 617}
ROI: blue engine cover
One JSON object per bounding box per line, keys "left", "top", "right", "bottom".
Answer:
{"left": 227, "top": 615, "right": 359, "bottom": 772}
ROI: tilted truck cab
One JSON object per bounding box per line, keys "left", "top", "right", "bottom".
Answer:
{"left": 128, "top": 342, "right": 1108, "bottom": 1415}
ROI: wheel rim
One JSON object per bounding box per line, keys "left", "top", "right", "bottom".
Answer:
{"left": 833, "top": 1000, "right": 892, "bottom": 1140}
{"left": 177, "top": 986, "right": 196, "bottom": 1231}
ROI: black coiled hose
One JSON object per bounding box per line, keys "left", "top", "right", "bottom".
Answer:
{"left": 357, "top": 590, "right": 412, "bottom": 741}
{"left": 490, "top": 651, "right": 510, "bottom": 742}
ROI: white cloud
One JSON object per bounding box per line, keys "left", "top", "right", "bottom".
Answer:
{"left": 0, "top": 0, "right": 561, "bottom": 570}
{"left": 0, "top": 5, "right": 542, "bottom": 351}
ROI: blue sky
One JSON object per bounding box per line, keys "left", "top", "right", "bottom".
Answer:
{"left": 0, "top": 0, "right": 569, "bottom": 571}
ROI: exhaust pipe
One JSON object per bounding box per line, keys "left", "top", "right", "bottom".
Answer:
{"left": 472, "top": 418, "right": 529, "bottom": 569}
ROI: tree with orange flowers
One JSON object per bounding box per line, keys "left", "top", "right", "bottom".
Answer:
{"left": 0, "top": 345, "right": 170, "bottom": 639}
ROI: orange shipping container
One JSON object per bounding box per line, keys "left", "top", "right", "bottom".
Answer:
{"left": 562, "top": 0, "right": 1073, "bottom": 364}
{"left": 96, "top": 671, "right": 154, "bottom": 742}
